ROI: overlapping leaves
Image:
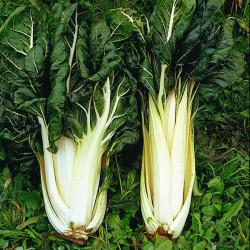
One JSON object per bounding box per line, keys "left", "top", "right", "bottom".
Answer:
{"left": 0, "top": 1, "right": 140, "bottom": 155}
{"left": 137, "top": 0, "right": 245, "bottom": 103}
{"left": 0, "top": 4, "right": 48, "bottom": 165}
{"left": 173, "top": 0, "right": 245, "bottom": 99}
{"left": 46, "top": 2, "right": 139, "bottom": 153}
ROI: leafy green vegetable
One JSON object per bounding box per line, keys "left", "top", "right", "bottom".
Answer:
{"left": 0, "top": 0, "right": 248, "bottom": 249}
{"left": 0, "top": 1, "right": 139, "bottom": 242}
{"left": 136, "top": 0, "right": 245, "bottom": 241}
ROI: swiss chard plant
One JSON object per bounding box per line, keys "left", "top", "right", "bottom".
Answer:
{"left": 132, "top": 0, "right": 245, "bottom": 240}
{"left": 0, "top": 0, "right": 140, "bottom": 242}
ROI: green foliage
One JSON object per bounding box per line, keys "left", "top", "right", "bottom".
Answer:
{"left": 0, "top": 0, "right": 249, "bottom": 249}
{"left": 0, "top": 168, "right": 49, "bottom": 249}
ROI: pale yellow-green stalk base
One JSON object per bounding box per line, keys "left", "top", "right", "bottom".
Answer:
{"left": 37, "top": 133, "right": 107, "bottom": 240}
{"left": 141, "top": 81, "right": 195, "bottom": 239}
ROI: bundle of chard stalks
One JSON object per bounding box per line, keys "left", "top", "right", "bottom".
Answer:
{"left": 0, "top": 0, "right": 244, "bottom": 244}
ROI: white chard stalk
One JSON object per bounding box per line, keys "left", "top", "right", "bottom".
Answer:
{"left": 37, "top": 78, "right": 118, "bottom": 240}
{"left": 171, "top": 86, "right": 188, "bottom": 218}
{"left": 141, "top": 67, "right": 195, "bottom": 238}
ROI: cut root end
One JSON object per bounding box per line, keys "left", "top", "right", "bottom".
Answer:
{"left": 146, "top": 226, "right": 175, "bottom": 242}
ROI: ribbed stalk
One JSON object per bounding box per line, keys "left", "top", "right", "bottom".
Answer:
{"left": 53, "top": 136, "right": 76, "bottom": 207}
{"left": 171, "top": 86, "right": 188, "bottom": 218}
{"left": 69, "top": 79, "right": 111, "bottom": 227}
{"left": 149, "top": 94, "right": 173, "bottom": 226}
{"left": 163, "top": 88, "right": 176, "bottom": 152}
{"left": 69, "top": 128, "right": 104, "bottom": 227}
{"left": 141, "top": 82, "right": 195, "bottom": 239}
{"left": 38, "top": 117, "right": 70, "bottom": 225}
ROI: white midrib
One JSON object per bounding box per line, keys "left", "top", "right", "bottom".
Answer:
{"left": 69, "top": 79, "right": 112, "bottom": 227}
{"left": 30, "top": 10, "right": 34, "bottom": 49}
{"left": 66, "top": 9, "right": 78, "bottom": 93}
{"left": 149, "top": 95, "right": 172, "bottom": 226}
{"left": 69, "top": 127, "right": 105, "bottom": 226}
{"left": 38, "top": 117, "right": 70, "bottom": 225}
{"left": 167, "top": 0, "right": 177, "bottom": 42}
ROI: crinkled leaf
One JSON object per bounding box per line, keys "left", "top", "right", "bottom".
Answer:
{"left": 0, "top": 6, "right": 27, "bottom": 33}
{"left": 0, "top": 4, "right": 48, "bottom": 165}
{"left": 0, "top": 5, "right": 48, "bottom": 118}
{"left": 150, "top": 0, "right": 196, "bottom": 69}
{"left": 76, "top": 22, "right": 91, "bottom": 80}
{"left": 199, "top": 51, "right": 245, "bottom": 100}
{"left": 163, "top": 1, "right": 245, "bottom": 99}
{"left": 138, "top": 58, "right": 156, "bottom": 101}
{"left": 88, "top": 40, "right": 122, "bottom": 82}
{"left": 90, "top": 20, "right": 111, "bottom": 72}
{"left": 47, "top": 3, "right": 78, "bottom": 152}
{"left": 107, "top": 75, "right": 139, "bottom": 157}
{"left": 63, "top": 14, "right": 139, "bottom": 154}
{"left": 14, "top": 88, "right": 46, "bottom": 117}
{"left": 105, "top": 9, "right": 134, "bottom": 43}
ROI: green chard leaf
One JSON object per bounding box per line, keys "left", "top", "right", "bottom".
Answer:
{"left": 47, "top": 6, "right": 140, "bottom": 154}
{"left": 46, "top": 4, "right": 140, "bottom": 153}
{"left": 0, "top": 4, "right": 49, "bottom": 158}
{"left": 89, "top": 20, "right": 122, "bottom": 82}
{"left": 139, "top": 56, "right": 156, "bottom": 103}
{"left": 105, "top": 9, "right": 134, "bottom": 43}
{"left": 150, "top": 0, "right": 196, "bottom": 75}
{"left": 157, "top": 0, "right": 246, "bottom": 99}
{"left": 47, "top": 3, "right": 78, "bottom": 152}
